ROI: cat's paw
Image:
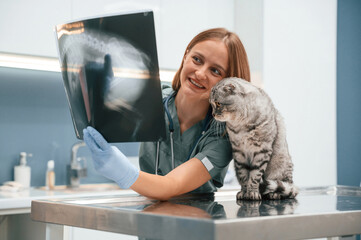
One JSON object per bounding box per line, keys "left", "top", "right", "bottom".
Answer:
{"left": 236, "top": 190, "right": 246, "bottom": 200}
{"left": 264, "top": 192, "right": 281, "bottom": 200}
{"left": 236, "top": 200, "right": 262, "bottom": 217}
{"left": 237, "top": 190, "right": 262, "bottom": 201}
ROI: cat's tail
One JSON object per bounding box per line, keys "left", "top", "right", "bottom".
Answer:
{"left": 260, "top": 180, "right": 298, "bottom": 199}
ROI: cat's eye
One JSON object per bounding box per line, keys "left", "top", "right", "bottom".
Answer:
{"left": 215, "top": 102, "right": 221, "bottom": 107}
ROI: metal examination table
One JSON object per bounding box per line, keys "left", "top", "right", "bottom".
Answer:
{"left": 31, "top": 186, "right": 361, "bottom": 240}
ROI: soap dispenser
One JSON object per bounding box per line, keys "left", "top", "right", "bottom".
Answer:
{"left": 14, "top": 152, "right": 32, "bottom": 188}
{"left": 46, "top": 160, "right": 55, "bottom": 190}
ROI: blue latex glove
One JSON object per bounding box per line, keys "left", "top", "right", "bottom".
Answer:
{"left": 83, "top": 126, "right": 139, "bottom": 189}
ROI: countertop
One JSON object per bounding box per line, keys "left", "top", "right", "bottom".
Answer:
{"left": 31, "top": 185, "right": 361, "bottom": 240}
{"left": 0, "top": 184, "right": 134, "bottom": 215}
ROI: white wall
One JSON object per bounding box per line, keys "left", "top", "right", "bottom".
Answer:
{"left": 234, "top": 0, "right": 338, "bottom": 187}
{"left": 263, "top": 0, "right": 337, "bottom": 186}
{"left": 234, "top": 0, "right": 264, "bottom": 87}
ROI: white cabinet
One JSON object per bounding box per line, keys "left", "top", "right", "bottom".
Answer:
{"left": 0, "top": 0, "right": 235, "bottom": 70}
{"left": 0, "top": 0, "right": 71, "bottom": 57}
{"left": 157, "top": 0, "right": 234, "bottom": 70}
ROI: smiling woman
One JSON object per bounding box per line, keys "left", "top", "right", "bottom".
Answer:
{"left": 175, "top": 39, "right": 229, "bottom": 134}
{"left": 172, "top": 28, "right": 250, "bottom": 134}
{"left": 84, "top": 28, "right": 252, "bottom": 200}
{"left": 179, "top": 40, "right": 228, "bottom": 102}
{"left": 172, "top": 28, "right": 251, "bottom": 92}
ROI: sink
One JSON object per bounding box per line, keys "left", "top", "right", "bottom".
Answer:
{"left": 37, "top": 183, "right": 121, "bottom": 193}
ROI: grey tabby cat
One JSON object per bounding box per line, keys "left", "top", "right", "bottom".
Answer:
{"left": 210, "top": 77, "right": 298, "bottom": 200}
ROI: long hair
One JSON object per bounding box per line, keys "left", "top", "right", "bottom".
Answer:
{"left": 172, "top": 28, "right": 251, "bottom": 92}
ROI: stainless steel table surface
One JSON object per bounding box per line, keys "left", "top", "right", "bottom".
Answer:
{"left": 31, "top": 185, "right": 361, "bottom": 240}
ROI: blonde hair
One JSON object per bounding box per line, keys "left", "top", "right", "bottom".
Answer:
{"left": 172, "top": 28, "right": 251, "bottom": 92}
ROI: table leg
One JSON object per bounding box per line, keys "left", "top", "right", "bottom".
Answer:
{"left": 45, "top": 223, "right": 73, "bottom": 240}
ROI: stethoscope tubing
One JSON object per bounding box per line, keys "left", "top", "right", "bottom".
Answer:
{"left": 155, "top": 92, "right": 212, "bottom": 175}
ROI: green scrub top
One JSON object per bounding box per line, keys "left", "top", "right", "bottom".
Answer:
{"left": 139, "top": 84, "right": 232, "bottom": 193}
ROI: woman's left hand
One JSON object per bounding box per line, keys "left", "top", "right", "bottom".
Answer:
{"left": 83, "top": 126, "right": 139, "bottom": 189}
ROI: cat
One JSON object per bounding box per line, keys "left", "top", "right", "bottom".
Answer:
{"left": 210, "top": 77, "right": 298, "bottom": 200}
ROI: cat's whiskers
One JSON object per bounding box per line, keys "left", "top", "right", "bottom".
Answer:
{"left": 217, "top": 120, "right": 221, "bottom": 137}
{"left": 214, "top": 119, "right": 228, "bottom": 140}
{"left": 213, "top": 119, "right": 220, "bottom": 137}
{"left": 210, "top": 118, "right": 223, "bottom": 138}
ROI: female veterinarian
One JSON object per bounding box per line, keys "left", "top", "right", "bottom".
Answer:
{"left": 83, "top": 28, "right": 251, "bottom": 200}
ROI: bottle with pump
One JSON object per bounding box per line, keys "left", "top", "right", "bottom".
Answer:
{"left": 14, "top": 152, "right": 32, "bottom": 188}
{"left": 46, "top": 160, "right": 55, "bottom": 190}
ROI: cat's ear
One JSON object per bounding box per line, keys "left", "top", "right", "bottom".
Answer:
{"left": 223, "top": 84, "right": 236, "bottom": 94}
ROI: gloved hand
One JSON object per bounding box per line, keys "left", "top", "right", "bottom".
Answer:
{"left": 83, "top": 126, "right": 139, "bottom": 189}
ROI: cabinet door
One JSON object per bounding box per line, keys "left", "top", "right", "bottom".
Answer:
{"left": 0, "top": 0, "right": 71, "bottom": 57}
{"left": 0, "top": 0, "right": 234, "bottom": 70}
{"left": 158, "top": 0, "right": 235, "bottom": 70}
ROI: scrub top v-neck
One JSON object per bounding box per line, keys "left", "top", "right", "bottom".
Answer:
{"left": 139, "top": 85, "right": 232, "bottom": 193}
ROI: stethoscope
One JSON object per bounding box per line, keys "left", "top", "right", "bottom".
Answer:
{"left": 155, "top": 92, "right": 213, "bottom": 175}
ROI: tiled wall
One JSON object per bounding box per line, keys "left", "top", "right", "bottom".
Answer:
{"left": 0, "top": 67, "right": 139, "bottom": 187}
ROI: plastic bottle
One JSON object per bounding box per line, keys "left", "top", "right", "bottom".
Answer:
{"left": 46, "top": 160, "right": 55, "bottom": 190}
{"left": 14, "top": 152, "right": 32, "bottom": 188}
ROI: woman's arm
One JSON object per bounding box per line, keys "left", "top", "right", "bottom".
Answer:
{"left": 131, "top": 158, "right": 211, "bottom": 200}
{"left": 83, "top": 126, "right": 211, "bottom": 200}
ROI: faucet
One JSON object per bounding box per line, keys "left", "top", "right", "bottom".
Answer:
{"left": 67, "top": 141, "right": 87, "bottom": 188}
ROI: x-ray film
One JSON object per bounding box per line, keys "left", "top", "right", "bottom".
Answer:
{"left": 55, "top": 11, "right": 166, "bottom": 142}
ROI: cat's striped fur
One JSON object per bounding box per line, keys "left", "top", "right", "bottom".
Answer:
{"left": 210, "top": 77, "right": 298, "bottom": 200}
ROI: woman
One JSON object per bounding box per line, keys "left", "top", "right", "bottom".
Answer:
{"left": 84, "top": 28, "right": 250, "bottom": 200}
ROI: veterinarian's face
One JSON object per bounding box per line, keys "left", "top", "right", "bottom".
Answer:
{"left": 179, "top": 40, "right": 229, "bottom": 102}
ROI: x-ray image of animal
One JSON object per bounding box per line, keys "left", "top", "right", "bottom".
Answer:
{"left": 56, "top": 12, "right": 166, "bottom": 142}
{"left": 81, "top": 54, "right": 146, "bottom": 142}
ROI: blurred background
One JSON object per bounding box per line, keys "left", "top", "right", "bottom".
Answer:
{"left": 0, "top": 0, "right": 360, "bottom": 188}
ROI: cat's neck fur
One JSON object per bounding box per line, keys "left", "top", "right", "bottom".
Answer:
{"left": 226, "top": 106, "right": 275, "bottom": 134}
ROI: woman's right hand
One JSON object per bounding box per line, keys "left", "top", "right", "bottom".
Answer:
{"left": 83, "top": 126, "right": 139, "bottom": 189}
